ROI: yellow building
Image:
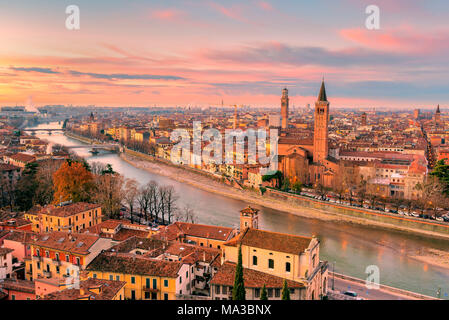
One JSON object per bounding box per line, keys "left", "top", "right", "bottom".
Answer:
{"left": 219, "top": 207, "right": 328, "bottom": 300}
{"left": 25, "top": 202, "right": 102, "bottom": 233}
{"left": 25, "top": 232, "right": 113, "bottom": 283}
{"left": 86, "top": 252, "right": 182, "bottom": 300}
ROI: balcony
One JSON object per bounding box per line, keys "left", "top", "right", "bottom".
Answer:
{"left": 142, "top": 286, "right": 159, "bottom": 293}
{"left": 54, "top": 259, "right": 61, "bottom": 266}
{"left": 32, "top": 255, "right": 42, "bottom": 262}
{"left": 43, "top": 270, "right": 52, "bottom": 278}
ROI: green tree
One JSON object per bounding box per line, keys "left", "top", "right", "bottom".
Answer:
{"left": 430, "top": 159, "right": 449, "bottom": 195}
{"left": 260, "top": 284, "right": 268, "bottom": 300}
{"left": 281, "top": 279, "right": 290, "bottom": 300}
{"left": 232, "top": 245, "right": 246, "bottom": 300}
{"left": 292, "top": 181, "right": 303, "bottom": 194}
{"left": 101, "top": 163, "right": 116, "bottom": 175}
{"left": 14, "top": 162, "right": 38, "bottom": 211}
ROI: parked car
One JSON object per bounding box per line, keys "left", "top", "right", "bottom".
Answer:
{"left": 343, "top": 291, "right": 358, "bottom": 297}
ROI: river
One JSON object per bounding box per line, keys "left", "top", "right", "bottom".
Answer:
{"left": 29, "top": 122, "right": 449, "bottom": 298}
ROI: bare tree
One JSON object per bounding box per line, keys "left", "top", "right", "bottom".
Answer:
{"left": 123, "top": 178, "right": 139, "bottom": 224}
{"left": 161, "top": 186, "right": 178, "bottom": 225}
{"left": 176, "top": 204, "right": 198, "bottom": 224}
{"left": 94, "top": 173, "right": 125, "bottom": 219}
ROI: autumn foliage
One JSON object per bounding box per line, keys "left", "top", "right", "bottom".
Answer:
{"left": 52, "top": 160, "right": 94, "bottom": 203}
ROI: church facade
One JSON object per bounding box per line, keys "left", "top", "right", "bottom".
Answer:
{"left": 278, "top": 81, "right": 339, "bottom": 188}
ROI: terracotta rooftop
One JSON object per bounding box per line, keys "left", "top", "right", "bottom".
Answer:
{"left": 8, "top": 153, "right": 36, "bottom": 163}
{"left": 87, "top": 252, "right": 181, "bottom": 278}
{"left": 110, "top": 236, "right": 166, "bottom": 255}
{"left": 30, "top": 231, "right": 100, "bottom": 255}
{"left": 38, "top": 202, "right": 101, "bottom": 218}
{"left": 81, "top": 219, "right": 152, "bottom": 241}
{"left": 0, "top": 279, "right": 35, "bottom": 294}
{"left": 0, "top": 163, "right": 20, "bottom": 171}
{"left": 156, "top": 222, "right": 235, "bottom": 242}
{"left": 41, "top": 278, "right": 125, "bottom": 300}
{"left": 211, "top": 262, "right": 305, "bottom": 289}
{"left": 224, "top": 228, "right": 312, "bottom": 255}
{"left": 3, "top": 229, "right": 36, "bottom": 243}
{"left": 0, "top": 247, "right": 14, "bottom": 256}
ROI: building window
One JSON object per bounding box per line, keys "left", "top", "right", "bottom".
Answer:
{"left": 93, "top": 274, "right": 97, "bottom": 278}
{"left": 45, "top": 251, "right": 49, "bottom": 258}
{"left": 164, "top": 280, "right": 168, "bottom": 287}
{"left": 116, "top": 275, "right": 120, "bottom": 281}
{"left": 252, "top": 256, "right": 258, "bottom": 266}
{"left": 65, "top": 255, "right": 70, "bottom": 262}
{"left": 55, "top": 253, "right": 60, "bottom": 261}
{"left": 286, "top": 262, "right": 291, "bottom": 273}
{"left": 131, "top": 290, "right": 136, "bottom": 300}
{"left": 275, "top": 289, "right": 281, "bottom": 298}
{"left": 268, "top": 288, "right": 273, "bottom": 298}
{"left": 255, "top": 288, "right": 260, "bottom": 298}
{"left": 164, "top": 293, "right": 168, "bottom": 300}
{"left": 109, "top": 275, "right": 113, "bottom": 281}
{"left": 215, "top": 286, "right": 221, "bottom": 294}
{"left": 268, "top": 259, "right": 274, "bottom": 269}
{"left": 144, "top": 292, "right": 150, "bottom": 299}
{"left": 153, "top": 279, "right": 157, "bottom": 289}
{"left": 222, "top": 286, "right": 227, "bottom": 294}
{"left": 131, "top": 277, "right": 135, "bottom": 284}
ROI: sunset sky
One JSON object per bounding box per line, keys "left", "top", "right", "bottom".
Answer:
{"left": 1, "top": 0, "right": 449, "bottom": 109}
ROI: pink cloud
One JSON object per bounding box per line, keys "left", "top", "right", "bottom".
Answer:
{"left": 208, "top": 2, "right": 246, "bottom": 23}
{"left": 340, "top": 27, "right": 449, "bottom": 55}
{"left": 151, "top": 9, "right": 185, "bottom": 21}
{"left": 257, "top": 1, "right": 273, "bottom": 11}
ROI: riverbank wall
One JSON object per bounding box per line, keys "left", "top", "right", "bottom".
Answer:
{"left": 266, "top": 188, "right": 449, "bottom": 237}
{"left": 330, "top": 272, "right": 440, "bottom": 300}
{"left": 64, "top": 131, "right": 97, "bottom": 144}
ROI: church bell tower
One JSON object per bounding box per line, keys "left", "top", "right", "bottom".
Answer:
{"left": 313, "top": 80, "right": 329, "bottom": 164}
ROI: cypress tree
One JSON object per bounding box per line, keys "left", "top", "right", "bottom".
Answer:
{"left": 281, "top": 279, "right": 290, "bottom": 300}
{"left": 232, "top": 245, "right": 246, "bottom": 300}
{"left": 260, "top": 284, "right": 268, "bottom": 300}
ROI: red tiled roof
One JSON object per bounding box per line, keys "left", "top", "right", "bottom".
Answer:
{"left": 30, "top": 231, "right": 100, "bottom": 255}
{"left": 224, "top": 228, "right": 312, "bottom": 255}
{"left": 157, "top": 222, "right": 235, "bottom": 242}
{"left": 38, "top": 203, "right": 101, "bottom": 218}
{"left": 211, "top": 262, "right": 305, "bottom": 289}
{"left": 87, "top": 252, "right": 181, "bottom": 278}
{"left": 41, "top": 278, "right": 125, "bottom": 300}
{"left": 0, "top": 279, "right": 35, "bottom": 294}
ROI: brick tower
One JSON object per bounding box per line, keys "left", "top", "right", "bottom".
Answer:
{"left": 313, "top": 80, "right": 329, "bottom": 164}
{"left": 281, "top": 88, "right": 289, "bottom": 130}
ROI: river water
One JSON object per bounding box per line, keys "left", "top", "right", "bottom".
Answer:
{"left": 30, "top": 122, "right": 449, "bottom": 298}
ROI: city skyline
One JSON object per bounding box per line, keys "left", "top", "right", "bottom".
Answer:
{"left": 1, "top": 0, "right": 449, "bottom": 108}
